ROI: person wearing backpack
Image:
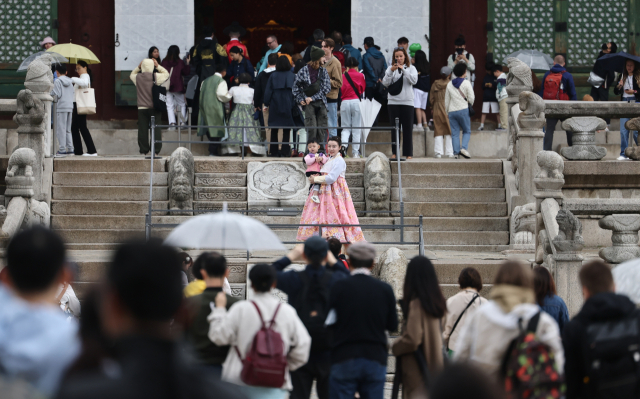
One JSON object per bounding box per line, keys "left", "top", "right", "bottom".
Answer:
{"left": 442, "top": 267, "right": 487, "bottom": 357}
{"left": 208, "top": 264, "right": 311, "bottom": 399}
{"left": 539, "top": 55, "right": 577, "bottom": 151}
{"left": 454, "top": 261, "right": 564, "bottom": 381}
{"left": 327, "top": 242, "right": 398, "bottom": 399}
{"left": 270, "top": 238, "right": 349, "bottom": 399}
{"left": 563, "top": 260, "right": 640, "bottom": 399}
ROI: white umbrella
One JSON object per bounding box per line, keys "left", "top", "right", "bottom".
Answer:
{"left": 18, "top": 51, "right": 68, "bottom": 71}
{"left": 359, "top": 97, "right": 382, "bottom": 143}
{"left": 612, "top": 258, "right": 640, "bottom": 305}
{"left": 503, "top": 50, "right": 554, "bottom": 71}
{"left": 163, "top": 203, "right": 285, "bottom": 251}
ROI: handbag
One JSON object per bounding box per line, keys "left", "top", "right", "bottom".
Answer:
{"left": 160, "top": 67, "right": 173, "bottom": 90}
{"left": 344, "top": 71, "right": 362, "bottom": 101}
{"left": 185, "top": 75, "right": 199, "bottom": 100}
{"left": 152, "top": 72, "right": 168, "bottom": 112}
{"left": 387, "top": 69, "right": 404, "bottom": 96}
{"left": 75, "top": 83, "right": 96, "bottom": 115}
{"left": 587, "top": 71, "right": 605, "bottom": 88}
{"left": 456, "top": 87, "right": 475, "bottom": 117}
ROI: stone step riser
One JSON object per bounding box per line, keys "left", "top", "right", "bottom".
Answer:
{"left": 52, "top": 201, "right": 168, "bottom": 216}
{"left": 52, "top": 186, "right": 168, "bottom": 201}
{"left": 391, "top": 188, "right": 505, "bottom": 203}
{"left": 391, "top": 161, "right": 503, "bottom": 175}
{"left": 391, "top": 174, "right": 504, "bottom": 188}
{"left": 53, "top": 172, "right": 168, "bottom": 186}
{"left": 54, "top": 158, "right": 165, "bottom": 172}
{"left": 392, "top": 202, "right": 507, "bottom": 217}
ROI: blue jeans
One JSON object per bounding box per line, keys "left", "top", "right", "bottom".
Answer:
{"left": 329, "top": 358, "right": 387, "bottom": 399}
{"left": 327, "top": 102, "right": 338, "bottom": 137}
{"left": 448, "top": 108, "right": 471, "bottom": 155}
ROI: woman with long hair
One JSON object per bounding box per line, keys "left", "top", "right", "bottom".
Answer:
{"left": 442, "top": 267, "right": 487, "bottom": 356}
{"left": 392, "top": 256, "right": 446, "bottom": 398}
{"left": 297, "top": 136, "right": 365, "bottom": 243}
{"left": 412, "top": 50, "right": 431, "bottom": 133}
{"left": 533, "top": 266, "right": 569, "bottom": 331}
{"left": 161, "top": 45, "right": 191, "bottom": 129}
{"left": 614, "top": 59, "right": 640, "bottom": 160}
{"left": 70, "top": 60, "right": 97, "bottom": 156}
{"left": 382, "top": 47, "right": 418, "bottom": 159}
{"left": 148, "top": 46, "right": 161, "bottom": 64}
{"left": 454, "top": 261, "right": 564, "bottom": 380}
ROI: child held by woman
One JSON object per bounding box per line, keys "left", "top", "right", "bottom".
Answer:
{"left": 303, "top": 139, "right": 327, "bottom": 203}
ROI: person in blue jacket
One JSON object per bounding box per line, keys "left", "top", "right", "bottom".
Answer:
{"left": 538, "top": 55, "right": 577, "bottom": 151}
{"left": 342, "top": 35, "right": 362, "bottom": 69}
{"left": 226, "top": 46, "right": 254, "bottom": 88}
{"left": 361, "top": 37, "right": 388, "bottom": 100}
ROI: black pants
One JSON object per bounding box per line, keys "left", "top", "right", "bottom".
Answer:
{"left": 590, "top": 85, "right": 611, "bottom": 124}
{"left": 71, "top": 103, "right": 97, "bottom": 155}
{"left": 543, "top": 118, "right": 573, "bottom": 151}
{"left": 290, "top": 361, "right": 330, "bottom": 399}
{"left": 387, "top": 104, "right": 414, "bottom": 157}
{"left": 207, "top": 136, "right": 221, "bottom": 156}
{"left": 137, "top": 108, "right": 163, "bottom": 154}
{"left": 191, "top": 84, "right": 201, "bottom": 132}
{"left": 269, "top": 128, "right": 291, "bottom": 156}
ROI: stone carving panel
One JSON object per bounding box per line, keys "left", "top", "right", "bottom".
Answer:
{"left": 247, "top": 162, "right": 308, "bottom": 205}
{"left": 364, "top": 152, "right": 391, "bottom": 217}
{"left": 195, "top": 173, "right": 246, "bottom": 187}
{"left": 193, "top": 201, "right": 247, "bottom": 211}
{"left": 229, "top": 283, "right": 246, "bottom": 299}
{"left": 195, "top": 160, "right": 247, "bottom": 174}
{"left": 168, "top": 147, "right": 194, "bottom": 215}
{"left": 193, "top": 187, "right": 247, "bottom": 201}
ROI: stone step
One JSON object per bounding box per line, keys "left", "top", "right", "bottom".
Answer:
{"left": 194, "top": 158, "right": 365, "bottom": 174}
{"left": 392, "top": 202, "right": 507, "bottom": 217}
{"left": 52, "top": 186, "right": 168, "bottom": 201}
{"left": 433, "top": 259, "right": 504, "bottom": 284}
{"left": 54, "top": 157, "right": 165, "bottom": 172}
{"left": 391, "top": 159, "right": 503, "bottom": 175}
{"left": 53, "top": 172, "right": 168, "bottom": 186}
{"left": 51, "top": 200, "right": 169, "bottom": 215}
{"left": 57, "top": 229, "right": 149, "bottom": 243}
{"left": 391, "top": 188, "right": 505, "bottom": 203}
{"left": 392, "top": 174, "right": 504, "bottom": 188}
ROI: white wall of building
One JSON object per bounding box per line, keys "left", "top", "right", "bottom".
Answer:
{"left": 351, "top": 0, "right": 430, "bottom": 62}
{"left": 114, "top": 0, "right": 194, "bottom": 71}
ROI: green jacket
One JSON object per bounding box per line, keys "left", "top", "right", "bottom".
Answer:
{"left": 198, "top": 74, "right": 227, "bottom": 138}
{"left": 186, "top": 287, "right": 240, "bottom": 365}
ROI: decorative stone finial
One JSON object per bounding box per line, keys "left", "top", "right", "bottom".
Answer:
{"left": 364, "top": 152, "right": 391, "bottom": 216}
{"left": 506, "top": 57, "right": 533, "bottom": 96}
{"left": 24, "top": 55, "right": 54, "bottom": 95}
{"left": 517, "top": 91, "right": 545, "bottom": 130}
{"left": 553, "top": 209, "right": 584, "bottom": 253}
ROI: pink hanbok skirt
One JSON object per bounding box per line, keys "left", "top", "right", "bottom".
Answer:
{"left": 296, "top": 176, "right": 366, "bottom": 243}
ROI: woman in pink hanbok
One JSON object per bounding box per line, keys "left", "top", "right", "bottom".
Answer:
{"left": 296, "top": 136, "right": 366, "bottom": 243}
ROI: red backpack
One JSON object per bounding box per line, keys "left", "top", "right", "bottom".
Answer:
{"left": 543, "top": 71, "right": 569, "bottom": 100}
{"left": 235, "top": 302, "right": 287, "bottom": 388}
{"left": 333, "top": 50, "right": 346, "bottom": 73}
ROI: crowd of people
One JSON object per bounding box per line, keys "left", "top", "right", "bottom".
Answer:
{"left": 2, "top": 225, "right": 640, "bottom": 399}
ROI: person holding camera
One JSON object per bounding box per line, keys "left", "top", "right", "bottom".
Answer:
{"left": 447, "top": 35, "right": 475, "bottom": 85}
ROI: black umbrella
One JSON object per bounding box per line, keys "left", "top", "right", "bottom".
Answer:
{"left": 595, "top": 52, "right": 640, "bottom": 73}
{"left": 223, "top": 21, "right": 246, "bottom": 37}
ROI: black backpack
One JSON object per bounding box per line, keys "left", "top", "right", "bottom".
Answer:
{"left": 291, "top": 270, "right": 333, "bottom": 353}
{"left": 584, "top": 310, "right": 640, "bottom": 398}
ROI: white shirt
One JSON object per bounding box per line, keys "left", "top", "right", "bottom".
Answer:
{"left": 228, "top": 84, "right": 254, "bottom": 105}
{"left": 623, "top": 76, "right": 635, "bottom": 99}
{"left": 71, "top": 73, "right": 90, "bottom": 103}
{"left": 319, "top": 155, "right": 346, "bottom": 184}
{"left": 445, "top": 79, "right": 475, "bottom": 113}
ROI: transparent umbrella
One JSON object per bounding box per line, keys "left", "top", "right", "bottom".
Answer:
{"left": 163, "top": 203, "right": 286, "bottom": 251}
{"left": 18, "top": 51, "right": 69, "bottom": 71}
{"left": 359, "top": 97, "right": 382, "bottom": 143}
{"left": 503, "top": 50, "right": 554, "bottom": 71}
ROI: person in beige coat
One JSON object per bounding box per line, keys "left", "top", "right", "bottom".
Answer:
{"left": 208, "top": 264, "right": 311, "bottom": 399}
{"left": 454, "top": 261, "right": 564, "bottom": 381}
{"left": 442, "top": 267, "right": 487, "bottom": 356}
{"left": 322, "top": 38, "right": 343, "bottom": 138}
{"left": 392, "top": 256, "right": 446, "bottom": 399}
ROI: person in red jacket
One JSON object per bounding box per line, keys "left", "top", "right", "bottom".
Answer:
{"left": 223, "top": 22, "right": 249, "bottom": 64}
{"left": 340, "top": 57, "right": 366, "bottom": 158}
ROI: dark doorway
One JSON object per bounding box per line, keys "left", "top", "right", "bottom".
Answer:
{"left": 195, "top": 0, "right": 351, "bottom": 65}
{"left": 430, "top": 0, "right": 488, "bottom": 116}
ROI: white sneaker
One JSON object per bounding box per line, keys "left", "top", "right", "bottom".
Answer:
{"left": 479, "top": 125, "right": 484, "bottom": 131}
{"left": 82, "top": 153, "right": 98, "bottom": 157}
{"left": 617, "top": 155, "right": 630, "bottom": 161}
{"left": 311, "top": 195, "right": 320, "bottom": 203}
{"left": 352, "top": 151, "right": 360, "bottom": 159}
{"left": 460, "top": 149, "right": 471, "bottom": 158}
{"left": 435, "top": 154, "right": 442, "bottom": 158}
{"left": 414, "top": 125, "right": 423, "bottom": 132}
{"left": 447, "top": 154, "right": 455, "bottom": 158}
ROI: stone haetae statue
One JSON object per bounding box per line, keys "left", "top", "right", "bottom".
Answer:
{"left": 25, "top": 55, "right": 54, "bottom": 94}
{"left": 377, "top": 247, "right": 407, "bottom": 332}
{"left": 13, "top": 89, "right": 45, "bottom": 134}
{"left": 364, "top": 152, "right": 391, "bottom": 217}
{"left": 511, "top": 203, "right": 536, "bottom": 248}
{"left": 517, "top": 91, "right": 545, "bottom": 129}
{"left": 535, "top": 151, "right": 564, "bottom": 180}
{"left": 624, "top": 118, "right": 640, "bottom": 160}
{"left": 168, "top": 147, "right": 194, "bottom": 215}
{"left": 506, "top": 57, "right": 533, "bottom": 96}
{"left": 5, "top": 147, "right": 36, "bottom": 198}
{"left": 560, "top": 117, "right": 607, "bottom": 160}
{"left": 553, "top": 209, "right": 584, "bottom": 253}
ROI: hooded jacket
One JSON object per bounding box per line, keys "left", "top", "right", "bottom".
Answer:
{"left": 562, "top": 292, "right": 639, "bottom": 399}
{"left": 454, "top": 285, "right": 564, "bottom": 379}
{"left": 51, "top": 75, "right": 74, "bottom": 112}
{"left": 539, "top": 64, "right": 577, "bottom": 100}
{"left": 130, "top": 59, "right": 170, "bottom": 109}
{"left": 342, "top": 44, "right": 362, "bottom": 69}
{"left": 324, "top": 56, "right": 343, "bottom": 100}
{"left": 362, "top": 47, "right": 387, "bottom": 88}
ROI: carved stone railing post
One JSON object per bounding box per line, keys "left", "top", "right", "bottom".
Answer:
{"left": 560, "top": 117, "right": 607, "bottom": 160}
{"left": 505, "top": 57, "right": 533, "bottom": 169}
{"left": 534, "top": 151, "right": 565, "bottom": 267}
{"left": 516, "top": 92, "right": 545, "bottom": 201}
{"left": 24, "top": 55, "right": 54, "bottom": 159}
{"left": 552, "top": 209, "right": 585, "bottom": 316}
{"left": 598, "top": 215, "right": 640, "bottom": 264}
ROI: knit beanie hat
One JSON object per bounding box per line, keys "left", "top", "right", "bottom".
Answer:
{"left": 310, "top": 46, "right": 324, "bottom": 62}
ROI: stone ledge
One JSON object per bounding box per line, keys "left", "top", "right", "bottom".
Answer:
{"left": 562, "top": 198, "right": 640, "bottom": 215}
{"left": 544, "top": 100, "right": 640, "bottom": 119}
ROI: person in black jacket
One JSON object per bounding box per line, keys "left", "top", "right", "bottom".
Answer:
{"left": 303, "top": 29, "right": 325, "bottom": 63}
{"left": 327, "top": 242, "right": 398, "bottom": 399}
{"left": 613, "top": 59, "right": 640, "bottom": 160}
{"left": 591, "top": 42, "right": 617, "bottom": 125}
{"left": 254, "top": 53, "right": 278, "bottom": 143}
{"left": 480, "top": 62, "right": 500, "bottom": 131}
{"left": 562, "top": 260, "right": 640, "bottom": 399}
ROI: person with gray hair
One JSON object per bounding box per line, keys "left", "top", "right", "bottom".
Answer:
{"left": 327, "top": 242, "right": 398, "bottom": 398}
{"left": 303, "top": 29, "right": 326, "bottom": 63}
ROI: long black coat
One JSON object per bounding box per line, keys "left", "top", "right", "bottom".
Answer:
{"left": 263, "top": 70, "right": 304, "bottom": 128}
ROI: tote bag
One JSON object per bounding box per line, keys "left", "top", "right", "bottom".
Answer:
{"left": 152, "top": 72, "right": 168, "bottom": 112}
{"left": 75, "top": 84, "right": 96, "bottom": 115}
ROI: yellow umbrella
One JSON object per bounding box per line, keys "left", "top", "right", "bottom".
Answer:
{"left": 46, "top": 43, "right": 100, "bottom": 64}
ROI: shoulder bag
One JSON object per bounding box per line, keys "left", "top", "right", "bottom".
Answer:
{"left": 152, "top": 72, "right": 168, "bottom": 112}
{"left": 160, "top": 67, "right": 173, "bottom": 90}
{"left": 456, "top": 86, "right": 475, "bottom": 117}
{"left": 587, "top": 71, "right": 605, "bottom": 88}
{"left": 75, "top": 82, "right": 96, "bottom": 115}
{"left": 446, "top": 293, "right": 479, "bottom": 351}
{"left": 303, "top": 66, "right": 322, "bottom": 97}
{"left": 344, "top": 72, "right": 362, "bottom": 101}
{"left": 387, "top": 69, "right": 404, "bottom": 96}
